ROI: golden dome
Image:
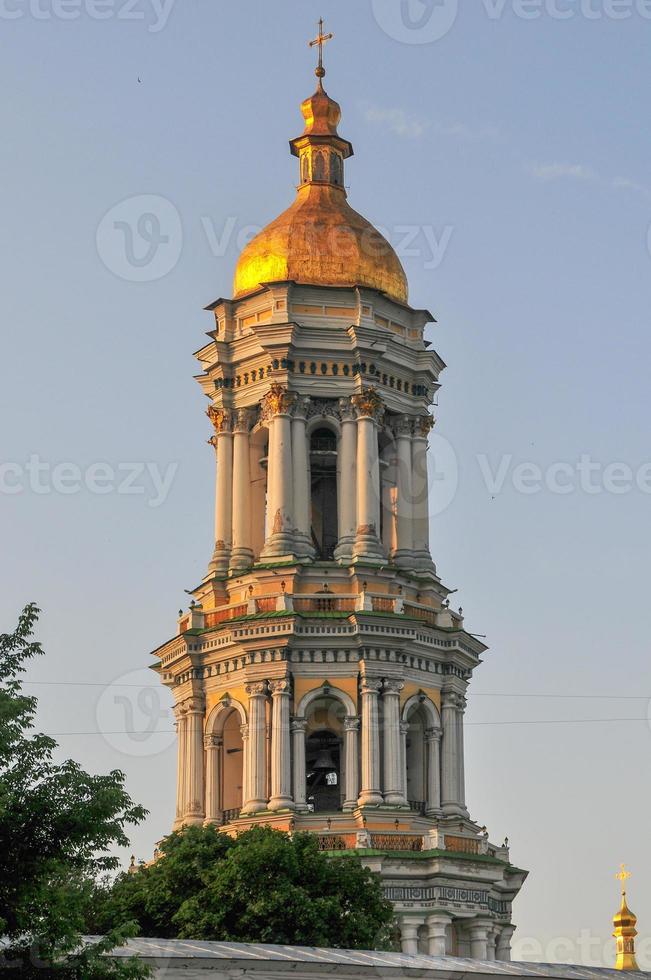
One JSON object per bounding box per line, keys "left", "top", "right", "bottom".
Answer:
{"left": 233, "top": 78, "right": 408, "bottom": 305}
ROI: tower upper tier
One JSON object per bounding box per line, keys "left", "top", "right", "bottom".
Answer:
{"left": 233, "top": 77, "right": 409, "bottom": 306}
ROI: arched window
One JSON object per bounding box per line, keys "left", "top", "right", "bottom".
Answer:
{"left": 330, "top": 152, "right": 343, "bottom": 186}
{"left": 310, "top": 427, "right": 338, "bottom": 559}
{"left": 306, "top": 729, "right": 341, "bottom": 812}
{"left": 405, "top": 705, "right": 427, "bottom": 807}
{"left": 313, "top": 151, "right": 326, "bottom": 182}
{"left": 221, "top": 708, "right": 244, "bottom": 816}
{"left": 302, "top": 154, "right": 310, "bottom": 184}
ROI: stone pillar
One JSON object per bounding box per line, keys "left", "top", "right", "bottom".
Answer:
{"left": 261, "top": 385, "right": 296, "bottom": 558}
{"left": 457, "top": 695, "right": 468, "bottom": 813}
{"left": 268, "top": 679, "right": 293, "bottom": 811}
{"left": 207, "top": 407, "right": 232, "bottom": 574}
{"left": 204, "top": 734, "right": 222, "bottom": 825}
{"left": 352, "top": 390, "right": 385, "bottom": 562}
{"left": 441, "top": 691, "right": 461, "bottom": 815}
{"left": 400, "top": 917, "right": 423, "bottom": 956}
{"left": 427, "top": 914, "right": 452, "bottom": 957}
{"left": 392, "top": 417, "right": 415, "bottom": 565}
{"left": 469, "top": 921, "right": 491, "bottom": 961}
{"left": 240, "top": 723, "right": 249, "bottom": 809}
{"left": 242, "top": 682, "right": 268, "bottom": 814}
{"left": 291, "top": 718, "right": 308, "bottom": 811}
{"left": 343, "top": 716, "right": 360, "bottom": 810}
{"left": 173, "top": 704, "right": 187, "bottom": 826}
{"left": 411, "top": 415, "right": 435, "bottom": 572}
{"left": 382, "top": 680, "right": 406, "bottom": 806}
{"left": 230, "top": 409, "right": 255, "bottom": 570}
{"left": 335, "top": 398, "right": 357, "bottom": 560}
{"left": 184, "top": 699, "right": 205, "bottom": 824}
{"left": 400, "top": 720, "right": 410, "bottom": 800}
{"left": 358, "top": 678, "right": 383, "bottom": 806}
{"left": 486, "top": 927, "right": 498, "bottom": 961}
{"left": 292, "top": 397, "right": 314, "bottom": 558}
{"left": 496, "top": 925, "right": 516, "bottom": 962}
{"left": 425, "top": 726, "right": 442, "bottom": 815}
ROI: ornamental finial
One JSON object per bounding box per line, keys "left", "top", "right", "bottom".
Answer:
{"left": 309, "top": 17, "right": 333, "bottom": 83}
{"left": 613, "top": 865, "right": 639, "bottom": 971}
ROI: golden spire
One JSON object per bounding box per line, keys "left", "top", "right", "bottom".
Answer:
{"left": 309, "top": 17, "right": 333, "bottom": 83}
{"left": 614, "top": 865, "right": 639, "bottom": 971}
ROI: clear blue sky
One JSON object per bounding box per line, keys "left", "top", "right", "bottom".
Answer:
{"left": 2, "top": 0, "right": 651, "bottom": 964}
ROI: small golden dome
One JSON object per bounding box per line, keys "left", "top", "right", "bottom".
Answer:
{"left": 614, "top": 896, "right": 638, "bottom": 931}
{"left": 233, "top": 78, "right": 408, "bottom": 305}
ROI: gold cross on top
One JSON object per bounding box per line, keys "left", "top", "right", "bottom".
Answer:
{"left": 616, "top": 864, "right": 632, "bottom": 895}
{"left": 309, "top": 17, "right": 333, "bottom": 79}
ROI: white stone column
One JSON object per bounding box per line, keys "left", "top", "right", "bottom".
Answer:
{"left": 242, "top": 682, "right": 268, "bottom": 814}
{"left": 382, "top": 679, "right": 406, "bottom": 806}
{"left": 358, "top": 678, "right": 383, "bottom": 806}
{"left": 411, "top": 415, "right": 435, "bottom": 572}
{"left": 335, "top": 397, "right": 357, "bottom": 560}
{"left": 392, "top": 417, "right": 415, "bottom": 565}
{"left": 207, "top": 408, "right": 233, "bottom": 574}
{"left": 292, "top": 397, "right": 314, "bottom": 558}
{"left": 457, "top": 695, "right": 468, "bottom": 813}
{"left": 184, "top": 699, "right": 205, "bottom": 824}
{"left": 230, "top": 408, "right": 255, "bottom": 570}
{"left": 496, "top": 925, "right": 515, "bottom": 962}
{"left": 400, "top": 720, "right": 410, "bottom": 800}
{"left": 261, "top": 386, "right": 296, "bottom": 558}
{"left": 425, "top": 726, "right": 442, "bottom": 815}
{"left": 427, "top": 914, "right": 452, "bottom": 957}
{"left": 441, "top": 691, "right": 461, "bottom": 815}
{"left": 400, "top": 917, "right": 423, "bottom": 956}
{"left": 352, "top": 391, "right": 385, "bottom": 562}
{"left": 269, "top": 679, "right": 293, "bottom": 811}
{"left": 469, "top": 921, "right": 491, "bottom": 961}
{"left": 239, "top": 723, "right": 249, "bottom": 810}
{"left": 291, "top": 717, "right": 308, "bottom": 811}
{"left": 173, "top": 704, "right": 187, "bottom": 826}
{"left": 204, "top": 734, "right": 222, "bottom": 825}
{"left": 343, "top": 716, "right": 360, "bottom": 810}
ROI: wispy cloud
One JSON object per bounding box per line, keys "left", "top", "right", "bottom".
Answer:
{"left": 530, "top": 162, "right": 597, "bottom": 182}
{"left": 360, "top": 103, "right": 499, "bottom": 142}
{"left": 361, "top": 105, "right": 430, "bottom": 139}
{"left": 529, "top": 161, "right": 651, "bottom": 200}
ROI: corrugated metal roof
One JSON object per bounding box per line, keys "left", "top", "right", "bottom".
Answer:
{"left": 107, "top": 939, "right": 649, "bottom": 978}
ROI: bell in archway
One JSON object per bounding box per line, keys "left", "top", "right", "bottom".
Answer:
{"left": 312, "top": 746, "right": 336, "bottom": 771}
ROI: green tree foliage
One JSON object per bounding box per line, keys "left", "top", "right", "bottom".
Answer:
{"left": 0, "top": 604, "right": 149, "bottom": 978}
{"left": 92, "top": 825, "right": 396, "bottom": 950}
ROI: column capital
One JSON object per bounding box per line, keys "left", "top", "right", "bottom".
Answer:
{"left": 360, "top": 677, "right": 383, "bottom": 696}
{"left": 239, "top": 723, "right": 249, "bottom": 739}
{"left": 391, "top": 414, "right": 415, "bottom": 438}
{"left": 232, "top": 407, "right": 257, "bottom": 433}
{"left": 413, "top": 413, "right": 436, "bottom": 438}
{"left": 425, "top": 726, "right": 443, "bottom": 743}
{"left": 204, "top": 733, "right": 223, "bottom": 750}
{"left": 184, "top": 697, "right": 205, "bottom": 715}
{"left": 344, "top": 715, "right": 360, "bottom": 733}
{"left": 268, "top": 678, "right": 291, "bottom": 696}
{"left": 441, "top": 689, "right": 462, "bottom": 710}
{"left": 290, "top": 716, "right": 308, "bottom": 734}
{"left": 291, "top": 394, "right": 311, "bottom": 421}
{"left": 262, "top": 383, "right": 296, "bottom": 420}
{"left": 352, "top": 387, "right": 385, "bottom": 424}
{"left": 383, "top": 678, "right": 404, "bottom": 696}
{"left": 245, "top": 681, "right": 268, "bottom": 698}
{"left": 338, "top": 395, "right": 357, "bottom": 422}
{"left": 207, "top": 405, "right": 232, "bottom": 435}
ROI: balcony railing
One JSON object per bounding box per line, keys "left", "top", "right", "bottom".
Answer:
{"left": 293, "top": 596, "right": 356, "bottom": 613}
{"left": 408, "top": 799, "right": 426, "bottom": 815}
{"left": 444, "top": 834, "right": 480, "bottom": 854}
{"left": 220, "top": 808, "right": 241, "bottom": 825}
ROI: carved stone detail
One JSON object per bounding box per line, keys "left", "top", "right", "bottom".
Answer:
{"left": 207, "top": 405, "right": 232, "bottom": 434}
{"left": 262, "top": 384, "right": 296, "bottom": 419}
{"left": 307, "top": 398, "right": 341, "bottom": 422}
{"left": 352, "top": 388, "right": 384, "bottom": 423}
{"left": 416, "top": 414, "right": 436, "bottom": 437}
{"left": 233, "top": 407, "right": 257, "bottom": 433}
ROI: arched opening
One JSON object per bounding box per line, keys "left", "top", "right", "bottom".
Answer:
{"left": 310, "top": 427, "right": 338, "bottom": 559}
{"left": 313, "top": 151, "right": 326, "bottom": 181}
{"left": 405, "top": 705, "right": 427, "bottom": 809}
{"left": 303, "top": 692, "right": 347, "bottom": 812}
{"left": 250, "top": 426, "right": 269, "bottom": 558}
{"left": 221, "top": 708, "right": 244, "bottom": 817}
{"left": 306, "top": 730, "right": 341, "bottom": 812}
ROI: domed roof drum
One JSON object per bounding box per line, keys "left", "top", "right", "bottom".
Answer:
{"left": 233, "top": 78, "right": 409, "bottom": 306}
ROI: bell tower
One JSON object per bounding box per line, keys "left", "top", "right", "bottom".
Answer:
{"left": 151, "top": 24, "right": 527, "bottom": 960}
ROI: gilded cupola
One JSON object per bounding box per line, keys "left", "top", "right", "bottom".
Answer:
{"left": 233, "top": 22, "right": 409, "bottom": 305}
